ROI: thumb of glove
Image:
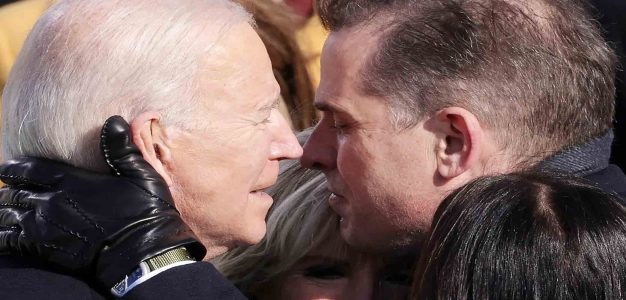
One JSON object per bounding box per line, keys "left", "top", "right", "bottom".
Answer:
{"left": 99, "top": 115, "right": 171, "bottom": 200}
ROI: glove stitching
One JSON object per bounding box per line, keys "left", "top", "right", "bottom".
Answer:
{"left": 0, "top": 225, "right": 20, "bottom": 231}
{"left": 0, "top": 174, "right": 53, "bottom": 188}
{"left": 38, "top": 211, "right": 91, "bottom": 245}
{"left": 101, "top": 118, "right": 122, "bottom": 176}
{"left": 19, "top": 232, "right": 80, "bottom": 258}
{"left": 100, "top": 119, "right": 174, "bottom": 210}
{"left": 62, "top": 193, "right": 106, "bottom": 234}
{"left": 128, "top": 181, "right": 175, "bottom": 210}
{"left": 41, "top": 242, "right": 79, "bottom": 257}
{"left": 0, "top": 203, "right": 32, "bottom": 209}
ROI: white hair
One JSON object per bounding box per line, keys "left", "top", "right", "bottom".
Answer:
{"left": 2, "top": 0, "right": 251, "bottom": 169}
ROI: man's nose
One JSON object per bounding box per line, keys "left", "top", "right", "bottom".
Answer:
{"left": 300, "top": 121, "right": 337, "bottom": 171}
{"left": 270, "top": 112, "right": 303, "bottom": 160}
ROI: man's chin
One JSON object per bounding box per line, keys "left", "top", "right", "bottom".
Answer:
{"left": 238, "top": 192, "right": 273, "bottom": 242}
{"left": 247, "top": 191, "right": 274, "bottom": 215}
{"left": 236, "top": 222, "right": 268, "bottom": 247}
{"left": 340, "top": 224, "right": 424, "bottom": 255}
{"left": 338, "top": 221, "right": 384, "bottom": 253}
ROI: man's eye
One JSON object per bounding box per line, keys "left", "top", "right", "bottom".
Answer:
{"left": 330, "top": 123, "right": 344, "bottom": 131}
{"left": 255, "top": 115, "right": 272, "bottom": 126}
{"left": 303, "top": 264, "right": 347, "bottom": 280}
{"left": 330, "top": 122, "right": 350, "bottom": 134}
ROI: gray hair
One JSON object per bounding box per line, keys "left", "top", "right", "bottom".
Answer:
{"left": 2, "top": 0, "right": 251, "bottom": 169}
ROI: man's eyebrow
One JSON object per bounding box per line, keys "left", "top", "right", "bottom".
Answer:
{"left": 314, "top": 101, "right": 346, "bottom": 114}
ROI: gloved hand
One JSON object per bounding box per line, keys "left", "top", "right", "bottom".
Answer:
{"left": 0, "top": 116, "right": 206, "bottom": 289}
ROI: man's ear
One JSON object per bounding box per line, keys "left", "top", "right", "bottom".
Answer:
{"left": 130, "top": 111, "right": 174, "bottom": 186}
{"left": 432, "top": 107, "right": 484, "bottom": 179}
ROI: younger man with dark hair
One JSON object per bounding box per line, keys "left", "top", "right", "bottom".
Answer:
{"left": 301, "top": 0, "right": 625, "bottom": 254}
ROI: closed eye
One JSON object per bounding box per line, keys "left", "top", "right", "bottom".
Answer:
{"left": 303, "top": 264, "right": 348, "bottom": 280}
{"left": 256, "top": 99, "right": 280, "bottom": 125}
{"left": 258, "top": 116, "right": 272, "bottom": 125}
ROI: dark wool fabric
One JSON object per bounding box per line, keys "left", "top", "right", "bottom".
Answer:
{"left": 541, "top": 131, "right": 626, "bottom": 199}
{"left": 0, "top": 255, "right": 247, "bottom": 300}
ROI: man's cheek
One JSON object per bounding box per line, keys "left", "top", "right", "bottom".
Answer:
{"left": 338, "top": 163, "right": 370, "bottom": 192}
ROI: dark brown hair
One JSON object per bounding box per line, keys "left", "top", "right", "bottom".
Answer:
{"left": 413, "top": 172, "right": 626, "bottom": 299}
{"left": 318, "top": 0, "right": 617, "bottom": 158}
{"left": 239, "top": 0, "right": 317, "bottom": 130}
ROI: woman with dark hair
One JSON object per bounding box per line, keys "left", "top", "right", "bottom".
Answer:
{"left": 412, "top": 172, "right": 626, "bottom": 300}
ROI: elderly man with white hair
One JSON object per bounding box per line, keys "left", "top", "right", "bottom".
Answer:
{"left": 0, "top": 0, "right": 301, "bottom": 299}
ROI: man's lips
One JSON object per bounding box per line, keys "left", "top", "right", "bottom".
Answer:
{"left": 328, "top": 192, "right": 348, "bottom": 223}
{"left": 329, "top": 189, "right": 343, "bottom": 198}
{"left": 251, "top": 178, "right": 278, "bottom": 193}
{"left": 325, "top": 181, "right": 346, "bottom": 198}
{"left": 327, "top": 183, "right": 348, "bottom": 213}
{"left": 249, "top": 190, "right": 273, "bottom": 203}
{"left": 329, "top": 191, "right": 344, "bottom": 198}
{"left": 328, "top": 191, "right": 346, "bottom": 206}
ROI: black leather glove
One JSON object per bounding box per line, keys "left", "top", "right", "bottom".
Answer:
{"left": 0, "top": 116, "right": 206, "bottom": 289}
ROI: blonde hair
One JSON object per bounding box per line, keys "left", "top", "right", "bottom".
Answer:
{"left": 213, "top": 157, "right": 357, "bottom": 296}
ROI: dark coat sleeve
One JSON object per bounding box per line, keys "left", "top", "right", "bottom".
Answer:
{"left": 0, "top": 256, "right": 108, "bottom": 300}
{"left": 0, "top": 256, "right": 247, "bottom": 299}
{"left": 122, "top": 262, "right": 247, "bottom": 300}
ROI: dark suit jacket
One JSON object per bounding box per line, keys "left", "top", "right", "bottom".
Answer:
{"left": 584, "top": 164, "right": 626, "bottom": 199}
{"left": 0, "top": 255, "right": 246, "bottom": 300}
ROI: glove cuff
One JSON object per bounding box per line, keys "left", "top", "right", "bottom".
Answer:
{"left": 96, "top": 215, "right": 206, "bottom": 288}
{"left": 111, "top": 246, "right": 196, "bottom": 297}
